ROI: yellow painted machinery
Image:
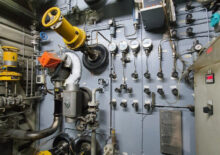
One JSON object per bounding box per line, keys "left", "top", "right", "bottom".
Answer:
{"left": 41, "top": 7, "right": 109, "bottom": 74}
{"left": 42, "top": 7, "right": 86, "bottom": 50}
{"left": 37, "top": 151, "right": 52, "bottom": 155}
{"left": 0, "top": 46, "right": 21, "bottom": 81}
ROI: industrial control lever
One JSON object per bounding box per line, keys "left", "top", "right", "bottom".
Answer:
{"left": 42, "top": 7, "right": 108, "bottom": 74}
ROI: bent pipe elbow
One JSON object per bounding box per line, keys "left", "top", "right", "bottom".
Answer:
{"left": 1, "top": 116, "right": 61, "bottom": 141}
{"left": 64, "top": 52, "right": 82, "bottom": 86}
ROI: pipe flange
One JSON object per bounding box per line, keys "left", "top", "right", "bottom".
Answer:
{"left": 82, "top": 44, "right": 109, "bottom": 75}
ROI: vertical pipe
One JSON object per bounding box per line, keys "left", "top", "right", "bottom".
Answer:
{"left": 14, "top": 82, "right": 17, "bottom": 96}
{"left": 91, "top": 130, "right": 96, "bottom": 155}
{"left": 30, "top": 55, "right": 34, "bottom": 96}
{"left": 140, "top": 12, "right": 144, "bottom": 155}
{"left": 110, "top": 52, "right": 113, "bottom": 133}
{"left": 26, "top": 59, "right": 29, "bottom": 97}
{"left": 5, "top": 81, "right": 8, "bottom": 97}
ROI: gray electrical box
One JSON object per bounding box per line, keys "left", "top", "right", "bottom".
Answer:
{"left": 142, "top": 0, "right": 161, "bottom": 7}
{"left": 140, "top": 0, "right": 165, "bottom": 30}
{"left": 194, "top": 36, "right": 220, "bottom": 155}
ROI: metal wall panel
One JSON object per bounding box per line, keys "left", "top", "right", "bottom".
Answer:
{"left": 194, "top": 37, "right": 220, "bottom": 155}
{"left": 39, "top": 1, "right": 213, "bottom": 154}
{"left": 0, "top": 15, "right": 34, "bottom": 57}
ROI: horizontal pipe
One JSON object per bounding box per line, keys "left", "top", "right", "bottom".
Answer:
{"left": 0, "top": 0, "right": 34, "bottom": 19}
{"left": 0, "top": 116, "right": 61, "bottom": 141}
{"left": 23, "top": 96, "right": 42, "bottom": 100}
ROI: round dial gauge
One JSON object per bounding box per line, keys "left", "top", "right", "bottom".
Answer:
{"left": 130, "top": 40, "right": 140, "bottom": 52}
{"left": 108, "top": 42, "right": 118, "bottom": 53}
{"left": 142, "top": 38, "right": 153, "bottom": 50}
{"left": 194, "top": 44, "right": 202, "bottom": 51}
{"left": 119, "top": 41, "right": 128, "bottom": 52}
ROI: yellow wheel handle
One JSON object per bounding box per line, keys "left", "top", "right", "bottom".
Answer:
{"left": 42, "top": 7, "right": 61, "bottom": 27}
{"left": 1, "top": 46, "right": 19, "bottom": 52}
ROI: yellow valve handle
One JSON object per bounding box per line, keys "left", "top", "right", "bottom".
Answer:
{"left": 42, "top": 7, "right": 86, "bottom": 50}
{"left": 42, "top": 7, "right": 61, "bottom": 27}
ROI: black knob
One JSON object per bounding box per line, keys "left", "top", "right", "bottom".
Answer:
{"left": 132, "top": 102, "right": 138, "bottom": 111}
{"left": 144, "top": 72, "right": 151, "bottom": 79}
{"left": 115, "top": 88, "right": 121, "bottom": 93}
{"left": 157, "top": 72, "right": 164, "bottom": 79}
{"left": 144, "top": 88, "right": 151, "bottom": 96}
{"left": 157, "top": 88, "right": 165, "bottom": 96}
{"left": 110, "top": 72, "right": 117, "bottom": 79}
{"left": 187, "top": 105, "right": 195, "bottom": 112}
{"left": 170, "top": 29, "right": 178, "bottom": 39}
{"left": 121, "top": 57, "right": 130, "bottom": 63}
{"left": 172, "top": 88, "right": 178, "bottom": 96}
{"left": 145, "top": 49, "right": 152, "bottom": 56}
{"left": 185, "top": 1, "right": 194, "bottom": 10}
{"left": 120, "top": 101, "right": 127, "bottom": 108}
{"left": 144, "top": 103, "right": 151, "bottom": 111}
{"left": 120, "top": 84, "right": 127, "bottom": 90}
{"left": 127, "top": 87, "right": 133, "bottom": 94}
{"left": 131, "top": 72, "right": 139, "bottom": 79}
{"left": 186, "top": 13, "right": 194, "bottom": 24}
{"left": 203, "top": 106, "right": 210, "bottom": 113}
{"left": 110, "top": 100, "right": 117, "bottom": 107}
{"left": 203, "top": 105, "right": 213, "bottom": 115}
{"left": 171, "top": 71, "right": 178, "bottom": 79}
{"left": 98, "top": 78, "right": 107, "bottom": 86}
{"left": 186, "top": 27, "right": 194, "bottom": 37}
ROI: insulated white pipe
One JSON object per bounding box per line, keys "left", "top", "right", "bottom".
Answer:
{"left": 64, "top": 52, "right": 82, "bottom": 85}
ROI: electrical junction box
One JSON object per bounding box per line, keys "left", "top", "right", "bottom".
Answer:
{"left": 36, "top": 75, "right": 45, "bottom": 84}
{"left": 193, "top": 36, "right": 220, "bottom": 155}
{"left": 140, "top": 0, "right": 165, "bottom": 30}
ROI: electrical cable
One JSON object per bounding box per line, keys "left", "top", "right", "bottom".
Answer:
{"left": 176, "top": 21, "right": 210, "bottom": 28}
{"left": 96, "top": 31, "right": 111, "bottom": 44}
{"left": 205, "top": 7, "right": 210, "bottom": 42}
{"left": 139, "top": 9, "right": 145, "bottom": 155}
{"left": 90, "top": 27, "right": 109, "bottom": 44}
{"left": 161, "top": 2, "right": 188, "bottom": 105}
{"left": 117, "top": 24, "right": 137, "bottom": 40}
{"left": 0, "top": 111, "right": 27, "bottom": 118}
{"left": 177, "top": 8, "right": 207, "bottom": 16}
{"left": 109, "top": 49, "right": 113, "bottom": 134}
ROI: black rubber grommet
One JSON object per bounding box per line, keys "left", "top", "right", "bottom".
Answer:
{"left": 82, "top": 44, "right": 109, "bottom": 75}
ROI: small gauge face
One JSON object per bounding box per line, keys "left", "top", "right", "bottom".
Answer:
{"left": 142, "top": 38, "right": 152, "bottom": 49}
{"left": 130, "top": 40, "right": 140, "bottom": 51}
{"left": 194, "top": 44, "right": 202, "bottom": 51}
{"left": 119, "top": 41, "right": 128, "bottom": 51}
{"left": 108, "top": 42, "right": 117, "bottom": 53}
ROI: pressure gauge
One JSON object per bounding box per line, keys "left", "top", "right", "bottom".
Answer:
{"left": 108, "top": 42, "right": 118, "bottom": 54}
{"left": 194, "top": 43, "right": 202, "bottom": 52}
{"left": 119, "top": 41, "right": 128, "bottom": 52}
{"left": 130, "top": 40, "right": 140, "bottom": 53}
{"left": 142, "top": 38, "right": 153, "bottom": 50}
